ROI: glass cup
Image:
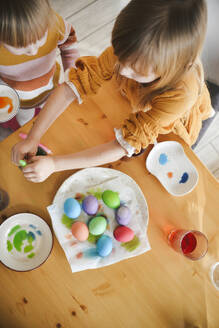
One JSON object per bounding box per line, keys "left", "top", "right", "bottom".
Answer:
{"left": 0, "top": 189, "right": 9, "bottom": 211}
{"left": 167, "top": 229, "right": 208, "bottom": 260}
{"left": 210, "top": 262, "right": 219, "bottom": 291}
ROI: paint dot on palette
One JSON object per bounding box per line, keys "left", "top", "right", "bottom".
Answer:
{"left": 7, "top": 240, "right": 13, "bottom": 252}
{"left": 27, "top": 231, "right": 35, "bottom": 241}
{"left": 167, "top": 172, "right": 173, "bottom": 178}
{"left": 179, "top": 172, "right": 189, "bottom": 184}
{"left": 159, "top": 153, "right": 168, "bottom": 165}
{"left": 29, "top": 224, "right": 36, "bottom": 229}
{"left": 27, "top": 252, "right": 35, "bottom": 258}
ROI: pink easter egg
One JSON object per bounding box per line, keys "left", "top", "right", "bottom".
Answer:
{"left": 113, "top": 226, "right": 134, "bottom": 243}
{"left": 71, "top": 222, "right": 89, "bottom": 241}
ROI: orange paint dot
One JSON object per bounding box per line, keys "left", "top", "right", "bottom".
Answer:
{"left": 0, "top": 97, "right": 13, "bottom": 113}
{"left": 167, "top": 172, "right": 173, "bottom": 178}
{"left": 76, "top": 252, "right": 83, "bottom": 259}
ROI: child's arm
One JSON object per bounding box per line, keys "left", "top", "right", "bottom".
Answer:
{"left": 22, "top": 140, "right": 126, "bottom": 183}
{"left": 11, "top": 83, "right": 75, "bottom": 164}
{"left": 11, "top": 47, "right": 116, "bottom": 164}
{"left": 56, "top": 13, "right": 80, "bottom": 70}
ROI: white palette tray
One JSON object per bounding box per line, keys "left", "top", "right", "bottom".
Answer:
{"left": 146, "top": 141, "right": 199, "bottom": 196}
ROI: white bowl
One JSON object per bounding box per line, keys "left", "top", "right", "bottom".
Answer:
{"left": 0, "top": 84, "right": 20, "bottom": 123}
{"left": 146, "top": 141, "right": 199, "bottom": 196}
{"left": 0, "top": 213, "right": 53, "bottom": 271}
{"left": 210, "top": 262, "right": 219, "bottom": 291}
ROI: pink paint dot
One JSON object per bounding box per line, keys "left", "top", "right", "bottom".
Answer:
{"left": 76, "top": 252, "right": 83, "bottom": 259}
{"left": 65, "top": 234, "right": 72, "bottom": 240}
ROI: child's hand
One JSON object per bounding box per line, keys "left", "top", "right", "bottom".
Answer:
{"left": 22, "top": 156, "right": 55, "bottom": 183}
{"left": 11, "top": 139, "right": 38, "bottom": 165}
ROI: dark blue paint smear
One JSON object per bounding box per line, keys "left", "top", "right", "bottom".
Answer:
{"left": 36, "top": 230, "right": 42, "bottom": 236}
{"left": 159, "top": 153, "right": 168, "bottom": 165}
{"left": 27, "top": 231, "right": 36, "bottom": 240}
{"left": 29, "top": 224, "right": 36, "bottom": 229}
{"left": 179, "top": 172, "right": 189, "bottom": 184}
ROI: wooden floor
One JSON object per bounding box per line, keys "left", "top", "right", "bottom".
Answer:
{"left": 1, "top": 0, "right": 219, "bottom": 178}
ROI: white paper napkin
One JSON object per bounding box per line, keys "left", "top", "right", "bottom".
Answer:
{"left": 47, "top": 168, "right": 150, "bottom": 273}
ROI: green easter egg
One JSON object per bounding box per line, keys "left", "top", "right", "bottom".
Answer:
{"left": 88, "top": 216, "right": 107, "bottom": 236}
{"left": 102, "top": 190, "right": 120, "bottom": 209}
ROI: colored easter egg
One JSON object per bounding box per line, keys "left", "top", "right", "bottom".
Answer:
{"left": 89, "top": 216, "right": 107, "bottom": 236}
{"left": 102, "top": 190, "right": 120, "bottom": 209}
{"left": 71, "top": 221, "right": 89, "bottom": 241}
{"left": 71, "top": 222, "right": 89, "bottom": 241}
{"left": 96, "top": 235, "right": 113, "bottom": 257}
{"left": 64, "top": 198, "right": 81, "bottom": 219}
{"left": 116, "top": 206, "right": 131, "bottom": 225}
{"left": 82, "top": 195, "right": 98, "bottom": 215}
{"left": 113, "top": 226, "right": 134, "bottom": 243}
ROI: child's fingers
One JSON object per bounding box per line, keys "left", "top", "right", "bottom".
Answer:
{"left": 23, "top": 172, "right": 36, "bottom": 179}
{"left": 11, "top": 148, "right": 20, "bottom": 165}
{"left": 22, "top": 163, "right": 37, "bottom": 173}
{"left": 26, "top": 177, "right": 39, "bottom": 183}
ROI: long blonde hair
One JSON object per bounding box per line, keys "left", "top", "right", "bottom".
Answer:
{"left": 0, "top": 0, "right": 56, "bottom": 47}
{"left": 112, "top": 0, "right": 207, "bottom": 110}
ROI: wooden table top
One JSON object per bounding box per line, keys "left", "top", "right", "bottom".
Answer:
{"left": 0, "top": 80, "right": 219, "bottom": 328}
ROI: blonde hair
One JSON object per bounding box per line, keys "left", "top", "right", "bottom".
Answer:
{"left": 112, "top": 0, "right": 207, "bottom": 109}
{"left": 0, "top": 0, "right": 56, "bottom": 47}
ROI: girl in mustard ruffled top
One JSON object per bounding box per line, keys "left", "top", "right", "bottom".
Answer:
{"left": 12, "top": 0, "right": 212, "bottom": 183}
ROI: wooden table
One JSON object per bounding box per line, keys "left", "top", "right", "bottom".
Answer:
{"left": 0, "top": 80, "right": 219, "bottom": 328}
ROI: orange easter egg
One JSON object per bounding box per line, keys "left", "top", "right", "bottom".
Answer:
{"left": 71, "top": 222, "right": 89, "bottom": 241}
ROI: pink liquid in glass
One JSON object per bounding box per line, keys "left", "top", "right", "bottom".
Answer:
{"left": 181, "top": 232, "right": 197, "bottom": 254}
{"left": 167, "top": 229, "right": 208, "bottom": 260}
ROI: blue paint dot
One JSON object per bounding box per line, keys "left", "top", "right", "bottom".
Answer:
{"left": 159, "top": 153, "right": 168, "bottom": 165}
{"left": 179, "top": 172, "right": 189, "bottom": 184}
{"left": 36, "top": 230, "right": 42, "bottom": 236}
{"left": 29, "top": 224, "right": 36, "bottom": 229}
{"left": 27, "top": 231, "right": 36, "bottom": 240}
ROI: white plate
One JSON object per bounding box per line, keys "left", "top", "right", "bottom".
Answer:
{"left": 0, "top": 84, "right": 20, "bottom": 123}
{"left": 210, "top": 262, "right": 219, "bottom": 291}
{"left": 0, "top": 213, "right": 53, "bottom": 271}
{"left": 146, "top": 141, "right": 199, "bottom": 196}
{"left": 48, "top": 168, "right": 150, "bottom": 273}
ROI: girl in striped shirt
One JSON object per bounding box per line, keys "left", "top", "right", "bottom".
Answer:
{"left": 0, "top": 0, "right": 79, "bottom": 130}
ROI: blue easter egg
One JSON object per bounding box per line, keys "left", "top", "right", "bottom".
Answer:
{"left": 96, "top": 235, "right": 113, "bottom": 257}
{"left": 64, "top": 198, "right": 81, "bottom": 219}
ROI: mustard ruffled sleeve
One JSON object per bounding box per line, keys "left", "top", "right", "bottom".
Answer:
{"left": 121, "top": 87, "right": 198, "bottom": 153}
{"left": 66, "top": 47, "right": 116, "bottom": 101}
